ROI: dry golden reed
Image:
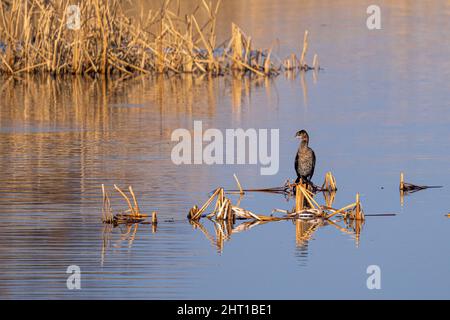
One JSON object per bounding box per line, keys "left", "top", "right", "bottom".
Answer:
{"left": 0, "top": 0, "right": 318, "bottom": 76}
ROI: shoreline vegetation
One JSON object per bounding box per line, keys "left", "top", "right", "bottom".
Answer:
{"left": 0, "top": 0, "right": 319, "bottom": 77}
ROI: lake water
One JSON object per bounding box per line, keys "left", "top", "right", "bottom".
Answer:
{"left": 1, "top": 0, "right": 450, "bottom": 299}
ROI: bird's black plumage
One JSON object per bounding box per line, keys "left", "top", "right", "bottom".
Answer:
{"left": 294, "top": 130, "right": 316, "bottom": 184}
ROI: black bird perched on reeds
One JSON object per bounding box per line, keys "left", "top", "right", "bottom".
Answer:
{"left": 295, "top": 130, "right": 316, "bottom": 185}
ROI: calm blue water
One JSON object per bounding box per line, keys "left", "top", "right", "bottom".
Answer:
{"left": 1, "top": 0, "right": 450, "bottom": 299}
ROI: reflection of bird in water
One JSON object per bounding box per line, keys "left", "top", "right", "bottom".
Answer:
{"left": 295, "top": 130, "right": 316, "bottom": 186}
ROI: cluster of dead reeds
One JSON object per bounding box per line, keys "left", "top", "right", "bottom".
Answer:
{"left": 0, "top": 0, "right": 319, "bottom": 76}
{"left": 188, "top": 172, "right": 364, "bottom": 224}
{"left": 188, "top": 186, "right": 285, "bottom": 222}
{"left": 186, "top": 173, "right": 366, "bottom": 251}
{"left": 102, "top": 184, "right": 157, "bottom": 226}
{"left": 98, "top": 173, "right": 366, "bottom": 252}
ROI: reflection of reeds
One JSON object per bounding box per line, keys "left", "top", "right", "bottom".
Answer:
{"left": 101, "top": 224, "right": 113, "bottom": 266}
{"left": 190, "top": 215, "right": 269, "bottom": 253}
{"left": 325, "top": 217, "right": 364, "bottom": 247}
{"left": 322, "top": 172, "right": 337, "bottom": 192}
{"left": 0, "top": 75, "right": 113, "bottom": 129}
{"left": 0, "top": 0, "right": 317, "bottom": 76}
{"left": 190, "top": 219, "right": 230, "bottom": 253}
{"left": 323, "top": 191, "right": 336, "bottom": 208}
{"left": 102, "top": 184, "right": 114, "bottom": 223}
{"left": 0, "top": 72, "right": 282, "bottom": 132}
{"left": 295, "top": 219, "right": 320, "bottom": 248}
{"left": 353, "top": 219, "right": 363, "bottom": 247}
{"left": 190, "top": 219, "right": 216, "bottom": 245}
{"left": 101, "top": 221, "right": 149, "bottom": 264}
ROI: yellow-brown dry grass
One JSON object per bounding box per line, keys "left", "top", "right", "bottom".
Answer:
{"left": 0, "top": 0, "right": 318, "bottom": 76}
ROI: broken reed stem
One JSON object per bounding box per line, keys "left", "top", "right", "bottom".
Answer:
{"left": 400, "top": 172, "right": 404, "bottom": 190}
{"left": 231, "top": 23, "right": 243, "bottom": 71}
{"left": 326, "top": 202, "right": 356, "bottom": 220}
{"left": 129, "top": 186, "right": 140, "bottom": 216}
{"left": 102, "top": 183, "right": 107, "bottom": 221}
{"left": 114, "top": 184, "right": 135, "bottom": 216}
{"left": 300, "top": 30, "right": 309, "bottom": 67}
{"left": 355, "top": 193, "right": 361, "bottom": 219}
{"left": 102, "top": 184, "right": 151, "bottom": 225}
{"left": 244, "top": 208, "right": 262, "bottom": 221}
{"left": 295, "top": 184, "right": 304, "bottom": 212}
{"left": 264, "top": 46, "right": 272, "bottom": 75}
{"left": 294, "top": 182, "right": 321, "bottom": 213}
{"left": 397, "top": 172, "right": 441, "bottom": 193}
{"left": 192, "top": 187, "right": 221, "bottom": 220}
{"left": 355, "top": 193, "right": 364, "bottom": 221}
{"left": 216, "top": 196, "right": 227, "bottom": 220}
{"left": 298, "top": 182, "right": 321, "bottom": 210}
{"left": 152, "top": 211, "right": 158, "bottom": 225}
{"left": 312, "top": 53, "right": 319, "bottom": 70}
{"left": 233, "top": 173, "right": 244, "bottom": 195}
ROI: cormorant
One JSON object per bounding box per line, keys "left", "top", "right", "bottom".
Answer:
{"left": 295, "top": 130, "right": 316, "bottom": 185}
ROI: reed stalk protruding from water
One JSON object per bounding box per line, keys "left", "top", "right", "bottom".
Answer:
{"left": 399, "top": 172, "right": 442, "bottom": 193}
{"left": 233, "top": 173, "right": 244, "bottom": 195}
{"left": 101, "top": 184, "right": 154, "bottom": 225}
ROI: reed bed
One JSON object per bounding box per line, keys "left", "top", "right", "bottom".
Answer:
{"left": 0, "top": 0, "right": 319, "bottom": 76}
